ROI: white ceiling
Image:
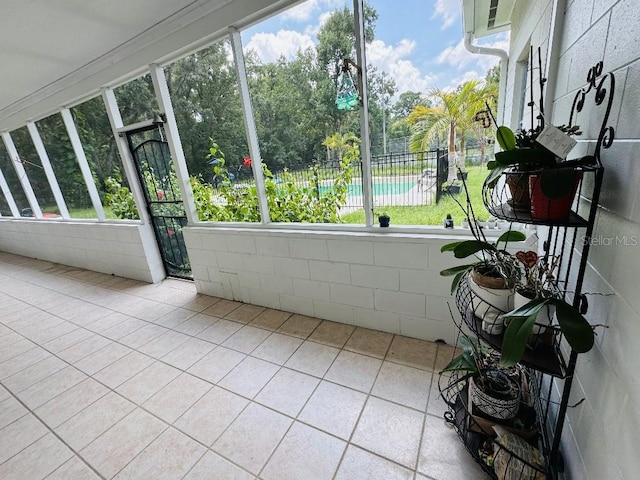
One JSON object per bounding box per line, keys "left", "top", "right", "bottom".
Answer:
{"left": 0, "top": 0, "right": 298, "bottom": 131}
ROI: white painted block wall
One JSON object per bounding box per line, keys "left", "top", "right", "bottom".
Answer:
{"left": 0, "top": 219, "right": 165, "bottom": 283}
{"left": 508, "top": 0, "right": 640, "bottom": 478}
{"left": 184, "top": 226, "right": 471, "bottom": 343}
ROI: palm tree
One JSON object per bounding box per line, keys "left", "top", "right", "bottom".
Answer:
{"left": 322, "top": 132, "right": 359, "bottom": 165}
{"left": 408, "top": 80, "right": 488, "bottom": 182}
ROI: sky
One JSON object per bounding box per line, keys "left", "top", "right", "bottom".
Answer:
{"left": 241, "top": 0, "right": 509, "bottom": 100}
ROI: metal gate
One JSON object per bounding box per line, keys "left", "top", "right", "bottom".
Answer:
{"left": 435, "top": 151, "right": 449, "bottom": 204}
{"left": 125, "top": 124, "right": 191, "bottom": 279}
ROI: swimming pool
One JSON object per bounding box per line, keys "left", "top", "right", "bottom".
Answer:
{"left": 319, "top": 180, "right": 415, "bottom": 197}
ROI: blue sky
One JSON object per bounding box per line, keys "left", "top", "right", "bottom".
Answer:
{"left": 241, "top": 0, "right": 508, "bottom": 98}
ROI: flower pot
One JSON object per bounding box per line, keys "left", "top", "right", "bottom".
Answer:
{"left": 481, "top": 309, "right": 505, "bottom": 335}
{"left": 529, "top": 170, "right": 582, "bottom": 221}
{"left": 513, "top": 290, "right": 555, "bottom": 335}
{"left": 378, "top": 215, "right": 390, "bottom": 227}
{"left": 504, "top": 171, "right": 531, "bottom": 211}
{"left": 470, "top": 370, "right": 521, "bottom": 420}
{"left": 469, "top": 268, "right": 513, "bottom": 311}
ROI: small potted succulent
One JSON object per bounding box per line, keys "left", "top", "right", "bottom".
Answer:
{"left": 378, "top": 212, "right": 390, "bottom": 227}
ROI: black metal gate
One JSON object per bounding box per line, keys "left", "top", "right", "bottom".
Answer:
{"left": 126, "top": 125, "right": 191, "bottom": 279}
{"left": 435, "top": 151, "right": 449, "bottom": 204}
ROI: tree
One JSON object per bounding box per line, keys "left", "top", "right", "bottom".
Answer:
{"left": 408, "top": 80, "right": 488, "bottom": 181}
{"left": 368, "top": 69, "right": 397, "bottom": 155}
{"left": 392, "top": 91, "right": 429, "bottom": 119}
{"left": 165, "top": 42, "right": 248, "bottom": 179}
{"left": 315, "top": 4, "right": 378, "bottom": 134}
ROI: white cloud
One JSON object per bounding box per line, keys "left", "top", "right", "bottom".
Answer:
{"left": 366, "top": 39, "right": 437, "bottom": 97}
{"left": 431, "top": 0, "right": 460, "bottom": 29}
{"left": 281, "top": 0, "right": 318, "bottom": 22}
{"left": 447, "top": 70, "right": 484, "bottom": 90}
{"left": 245, "top": 30, "right": 315, "bottom": 63}
{"left": 436, "top": 35, "right": 509, "bottom": 72}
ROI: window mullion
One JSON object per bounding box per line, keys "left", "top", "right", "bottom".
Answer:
{"left": 26, "top": 122, "right": 70, "bottom": 219}
{"left": 60, "top": 109, "right": 106, "bottom": 221}
{"left": 353, "top": 0, "right": 374, "bottom": 227}
{"left": 229, "top": 27, "right": 271, "bottom": 225}
{"left": 1, "top": 132, "right": 43, "bottom": 218}
{"left": 0, "top": 167, "right": 20, "bottom": 217}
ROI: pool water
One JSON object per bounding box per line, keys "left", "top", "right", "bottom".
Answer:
{"left": 319, "top": 180, "right": 415, "bottom": 196}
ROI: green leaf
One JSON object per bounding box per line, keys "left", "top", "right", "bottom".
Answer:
{"left": 452, "top": 240, "right": 496, "bottom": 258}
{"left": 504, "top": 297, "right": 549, "bottom": 317}
{"left": 485, "top": 165, "right": 506, "bottom": 187}
{"left": 550, "top": 299, "right": 595, "bottom": 353}
{"left": 441, "top": 241, "right": 463, "bottom": 253}
{"left": 500, "top": 314, "right": 537, "bottom": 367}
{"left": 497, "top": 126, "right": 517, "bottom": 151}
{"left": 496, "top": 230, "right": 526, "bottom": 245}
{"left": 450, "top": 270, "right": 467, "bottom": 295}
{"left": 439, "top": 264, "right": 475, "bottom": 277}
{"left": 539, "top": 168, "right": 578, "bottom": 200}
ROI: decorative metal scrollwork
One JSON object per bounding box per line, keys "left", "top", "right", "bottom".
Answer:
{"left": 569, "top": 61, "right": 615, "bottom": 162}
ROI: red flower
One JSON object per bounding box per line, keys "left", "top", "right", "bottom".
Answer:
{"left": 243, "top": 156, "right": 252, "bottom": 167}
{"left": 167, "top": 229, "right": 175, "bottom": 237}
{"left": 157, "top": 190, "right": 165, "bottom": 200}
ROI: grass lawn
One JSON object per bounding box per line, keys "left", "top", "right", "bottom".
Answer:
{"left": 41, "top": 205, "right": 121, "bottom": 219}
{"left": 341, "top": 165, "right": 490, "bottom": 226}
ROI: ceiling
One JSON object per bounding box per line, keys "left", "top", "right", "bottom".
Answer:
{"left": 0, "top": 0, "right": 298, "bottom": 132}
{"left": 462, "top": 0, "right": 515, "bottom": 38}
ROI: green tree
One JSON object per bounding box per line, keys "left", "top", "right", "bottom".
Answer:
{"left": 408, "top": 80, "right": 488, "bottom": 181}
{"left": 315, "top": 4, "right": 378, "bottom": 134}
{"left": 368, "top": 69, "right": 397, "bottom": 155}
{"left": 165, "top": 42, "right": 248, "bottom": 180}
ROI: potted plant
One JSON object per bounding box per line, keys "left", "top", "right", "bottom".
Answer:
{"left": 499, "top": 252, "right": 595, "bottom": 367}
{"left": 512, "top": 250, "right": 559, "bottom": 335}
{"left": 441, "top": 335, "right": 521, "bottom": 421}
{"left": 442, "top": 180, "right": 462, "bottom": 195}
{"left": 378, "top": 212, "right": 390, "bottom": 227}
{"left": 483, "top": 46, "right": 587, "bottom": 219}
{"left": 440, "top": 172, "right": 525, "bottom": 332}
{"left": 487, "top": 124, "right": 587, "bottom": 219}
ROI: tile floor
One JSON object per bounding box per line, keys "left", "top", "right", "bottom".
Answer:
{"left": 0, "top": 252, "right": 489, "bottom": 480}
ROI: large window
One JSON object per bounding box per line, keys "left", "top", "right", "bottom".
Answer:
{"left": 72, "top": 96, "right": 138, "bottom": 220}
{"left": 0, "top": 141, "right": 29, "bottom": 216}
{"left": 166, "top": 39, "right": 253, "bottom": 222}
{"left": 36, "top": 113, "right": 97, "bottom": 219}
{"left": 8, "top": 126, "right": 60, "bottom": 216}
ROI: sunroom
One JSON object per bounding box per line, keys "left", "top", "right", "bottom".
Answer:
{"left": 0, "top": 0, "right": 637, "bottom": 479}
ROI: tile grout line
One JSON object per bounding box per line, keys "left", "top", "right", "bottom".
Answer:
{"left": 1, "top": 257, "right": 454, "bottom": 479}
{"left": 0, "top": 378, "right": 108, "bottom": 480}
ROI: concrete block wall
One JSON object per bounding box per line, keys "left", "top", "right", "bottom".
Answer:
{"left": 184, "top": 226, "right": 472, "bottom": 343}
{"left": 0, "top": 219, "right": 165, "bottom": 283}
{"left": 508, "top": 0, "right": 640, "bottom": 478}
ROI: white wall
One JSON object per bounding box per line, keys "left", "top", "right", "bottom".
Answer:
{"left": 184, "top": 226, "right": 473, "bottom": 343}
{"left": 507, "top": 0, "right": 640, "bottom": 478}
{"left": 0, "top": 219, "right": 165, "bottom": 283}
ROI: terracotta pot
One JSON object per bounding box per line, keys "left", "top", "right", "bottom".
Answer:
{"left": 505, "top": 171, "right": 531, "bottom": 211}
{"left": 529, "top": 171, "right": 582, "bottom": 221}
